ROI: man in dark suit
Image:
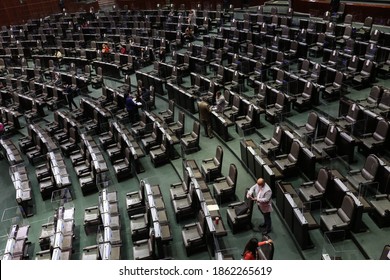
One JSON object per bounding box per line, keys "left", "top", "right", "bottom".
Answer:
{"left": 64, "top": 85, "right": 78, "bottom": 111}
{"left": 198, "top": 97, "right": 213, "bottom": 138}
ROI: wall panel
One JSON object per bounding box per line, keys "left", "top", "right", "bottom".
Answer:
{"left": 0, "top": 0, "right": 99, "bottom": 26}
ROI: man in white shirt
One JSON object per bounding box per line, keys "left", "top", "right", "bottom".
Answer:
{"left": 247, "top": 178, "right": 272, "bottom": 234}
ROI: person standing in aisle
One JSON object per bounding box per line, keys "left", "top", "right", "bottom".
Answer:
{"left": 198, "top": 97, "right": 213, "bottom": 138}
{"left": 247, "top": 178, "right": 273, "bottom": 235}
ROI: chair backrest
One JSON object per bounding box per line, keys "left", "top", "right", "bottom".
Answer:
{"left": 168, "top": 100, "right": 175, "bottom": 113}
{"left": 317, "top": 33, "right": 325, "bottom": 44}
{"left": 368, "top": 86, "right": 382, "bottom": 103}
{"left": 246, "top": 104, "right": 254, "bottom": 120}
{"left": 276, "top": 52, "right": 284, "bottom": 64}
{"left": 344, "top": 14, "right": 353, "bottom": 25}
{"left": 361, "top": 60, "right": 373, "bottom": 75}
{"left": 364, "top": 16, "right": 373, "bottom": 28}
{"left": 257, "top": 235, "right": 274, "bottom": 260}
{"left": 271, "top": 125, "right": 283, "bottom": 146}
{"left": 348, "top": 55, "right": 359, "bottom": 70}
{"left": 184, "top": 54, "right": 190, "bottom": 64}
{"left": 326, "top": 22, "right": 334, "bottom": 34}
{"left": 258, "top": 83, "right": 267, "bottom": 98}
{"left": 346, "top": 103, "right": 360, "bottom": 122}
{"left": 248, "top": 43, "right": 254, "bottom": 55}
{"left": 178, "top": 111, "right": 185, "bottom": 126}
{"left": 361, "top": 154, "right": 379, "bottom": 180}
{"left": 378, "top": 90, "right": 390, "bottom": 109}
{"left": 232, "top": 94, "right": 241, "bottom": 110}
{"left": 370, "top": 29, "right": 381, "bottom": 44}
{"left": 242, "top": 188, "right": 254, "bottom": 216}
{"left": 302, "top": 82, "right": 313, "bottom": 99}
{"left": 373, "top": 120, "right": 389, "bottom": 141}
{"left": 306, "top": 111, "right": 318, "bottom": 132}
{"left": 215, "top": 145, "right": 223, "bottom": 166}
{"left": 290, "top": 40, "right": 298, "bottom": 52}
{"left": 193, "top": 121, "right": 200, "bottom": 137}
{"left": 379, "top": 244, "right": 390, "bottom": 260}
{"left": 124, "top": 147, "right": 132, "bottom": 163}
{"left": 315, "top": 168, "right": 329, "bottom": 193}
{"left": 339, "top": 194, "right": 355, "bottom": 222}
{"left": 288, "top": 141, "right": 300, "bottom": 162}
{"left": 334, "top": 71, "right": 344, "bottom": 86}
{"left": 300, "top": 59, "right": 310, "bottom": 74}
{"left": 97, "top": 67, "right": 102, "bottom": 77}
{"left": 325, "top": 125, "right": 338, "bottom": 145}
{"left": 227, "top": 163, "right": 238, "bottom": 187}
{"left": 343, "top": 26, "right": 352, "bottom": 39}
{"left": 329, "top": 50, "right": 338, "bottom": 63}
{"left": 275, "top": 92, "right": 285, "bottom": 109}
{"left": 276, "top": 69, "right": 285, "bottom": 83}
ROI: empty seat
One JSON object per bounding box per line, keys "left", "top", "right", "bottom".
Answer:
{"left": 356, "top": 16, "right": 373, "bottom": 40}
{"left": 359, "top": 119, "right": 389, "bottom": 154}
{"left": 172, "top": 182, "right": 196, "bottom": 222}
{"left": 133, "top": 230, "right": 156, "bottom": 260}
{"left": 158, "top": 100, "right": 175, "bottom": 124}
{"left": 201, "top": 145, "right": 223, "bottom": 182}
{"left": 235, "top": 104, "right": 257, "bottom": 136}
{"left": 167, "top": 111, "right": 185, "bottom": 138}
{"left": 170, "top": 167, "right": 191, "bottom": 200}
{"left": 113, "top": 147, "right": 134, "bottom": 182}
{"left": 369, "top": 195, "right": 390, "bottom": 228}
{"left": 91, "top": 67, "right": 103, "bottom": 89}
{"left": 126, "top": 185, "right": 146, "bottom": 218}
{"left": 274, "top": 140, "right": 301, "bottom": 176}
{"left": 130, "top": 213, "right": 149, "bottom": 241}
{"left": 309, "top": 33, "right": 325, "bottom": 58}
{"left": 372, "top": 89, "right": 390, "bottom": 118}
{"left": 299, "top": 168, "right": 330, "bottom": 204}
{"left": 353, "top": 60, "right": 374, "bottom": 88}
{"left": 141, "top": 123, "right": 163, "bottom": 154}
{"left": 213, "top": 163, "right": 238, "bottom": 204}
{"left": 320, "top": 194, "right": 357, "bottom": 233}
{"left": 293, "top": 111, "right": 318, "bottom": 143}
{"left": 323, "top": 71, "right": 346, "bottom": 101}
{"left": 346, "top": 154, "right": 380, "bottom": 190}
{"left": 293, "top": 81, "right": 317, "bottom": 111}
{"left": 311, "top": 124, "right": 338, "bottom": 158}
{"left": 260, "top": 125, "right": 283, "bottom": 157}
{"left": 181, "top": 210, "right": 207, "bottom": 256}
{"left": 226, "top": 188, "right": 254, "bottom": 234}
{"left": 223, "top": 94, "right": 241, "bottom": 122}
{"left": 336, "top": 102, "right": 361, "bottom": 133}
{"left": 265, "top": 91, "right": 287, "bottom": 124}
{"left": 357, "top": 85, "right": 383, "bottom": 108}
{"left": 180, "top": 121, "right": 200, "bottom": 154}
{"left": 149, "top": 133, "right": 173, "bottom": 167}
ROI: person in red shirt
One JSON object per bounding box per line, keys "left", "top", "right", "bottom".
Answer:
{"left": 102, "top": 43, "right": 110, "bottom": 62}
{"left": 243, "top": 250, "right": 255, "bottom": 260}
{"left": 120, "top": 45, "right": 126, "bottom": 54}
